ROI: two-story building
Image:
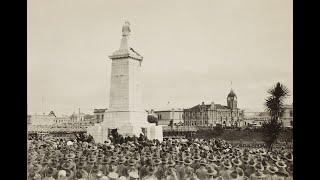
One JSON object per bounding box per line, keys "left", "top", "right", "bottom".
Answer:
{"left": 183, "top": 89, "right": 244, "bottom": 127}
{"left": 153, "top": 108, "right": 184, "bottom": 126}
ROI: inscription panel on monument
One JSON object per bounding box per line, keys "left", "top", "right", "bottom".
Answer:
{"left": 109, "top": 59, "right": 130, "bottom": 110}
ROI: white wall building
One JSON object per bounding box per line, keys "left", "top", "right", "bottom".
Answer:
{"left": 28, "top": 113, "right": 56, "bottom": 126}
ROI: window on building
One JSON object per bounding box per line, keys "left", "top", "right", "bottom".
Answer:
{"left": 290, "top": 110, "right": 293, "bottom": 117}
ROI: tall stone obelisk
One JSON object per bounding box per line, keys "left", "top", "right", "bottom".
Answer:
{"left": 103, "top": 21, "right": 148, "bottom": 136}
{"left": 87, "top": 22, "right": 162, "bottom": 142}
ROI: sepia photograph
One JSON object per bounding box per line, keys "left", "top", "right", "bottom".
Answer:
{"left": 27, "top": 0, "right": 293, "bottom": 179}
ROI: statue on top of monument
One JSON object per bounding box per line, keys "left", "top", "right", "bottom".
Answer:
{"left": 122, "top": 21, "right": 131, "bottom": 37}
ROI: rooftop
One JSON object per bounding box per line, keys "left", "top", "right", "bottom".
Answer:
{"left": 94, "top": 108, "right": 108, "bottom": 113}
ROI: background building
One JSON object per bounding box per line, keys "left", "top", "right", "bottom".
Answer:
{"left": 280, "top": 104, "right": 293, "bottom": 128}
{"left": 28, "top": 112, "right": 56, "bottom": 126}
{"left": 27, "top": 115, "right": 31, "bottom": 125}
{"left": 243, "top": 112, "right": 270, "bottom": 128}
{"left": 154, "top": 108, "right": 183, "bottom": 126}
{"left": 54, "top": 115, "right": 72, "bottom": 124}
{"left": 93, "top": 108, "right": 107, "bottom": 123}
{"left": 70, "top": 112, "right": 86, "bottom": 122}
{"left": 183, "top": 89, "right": 244, "bottom": 127}
{"left": 242, "top": 103, "right": 293, "bottom": 128}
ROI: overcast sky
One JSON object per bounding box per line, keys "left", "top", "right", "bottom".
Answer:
{"left": 27, "top": 0, "right": 293, "bottom": 116}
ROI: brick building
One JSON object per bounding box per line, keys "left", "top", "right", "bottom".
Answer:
{"left": 183, "top": 89, "right": 244, "bottom": 127}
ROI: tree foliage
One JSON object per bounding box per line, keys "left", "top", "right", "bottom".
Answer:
{"left": 262, "top": 82, "right": 289, "bottom": 150}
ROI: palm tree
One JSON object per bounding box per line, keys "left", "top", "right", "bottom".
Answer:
{"left": 265, "top": 82, "right": 290, "bottom": 121}
{"left": 262, "top": 82, "right": 289, "bottom": 150}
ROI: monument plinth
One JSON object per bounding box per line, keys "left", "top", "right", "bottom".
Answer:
{"left": 87, "top": 22, "right": 162, "bottom": 142}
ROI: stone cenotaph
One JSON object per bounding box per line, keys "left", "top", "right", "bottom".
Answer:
{"left": 87, "top": 22, "right": 163, "bottom": 143}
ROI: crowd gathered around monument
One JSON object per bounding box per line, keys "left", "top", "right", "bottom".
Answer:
{"left": 28, "top": 132, "right": 293, "bottom": 180}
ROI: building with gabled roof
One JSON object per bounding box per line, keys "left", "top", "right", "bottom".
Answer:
{"left": 183, "top": 89, "right": 244, "bottom": 127}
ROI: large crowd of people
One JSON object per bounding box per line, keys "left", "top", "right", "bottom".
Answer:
{"left": 27, "top": 133, "right": 293, "bottom": 180}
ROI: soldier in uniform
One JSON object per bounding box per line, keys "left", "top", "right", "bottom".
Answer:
{"left": 195, "top": 159, "right": 208, "bottom": 180}
{"left": 140, "top": 158, "right": 152, "bottom": 179}
{"left": 175, "top": 156, "right": 185, "bottom": 180}
{"left": 206, "top": 166, "right": 218, "bottom": 180}
{"left": 166, "top": 158, "right": 179, "bottom": 180}
{"left": 101, "top": 157, "right": 110, "bottom": 176}
{"left": 191, "top": 154, "right": 201, "bottom": 171}
{"left": 183, "top": 158, "right": 194, "bottom": 180}
{"left": 220, "top": 159, "right": 233, "bottom": 180}
{"left": 117, "top": 157, "right": 128, "bottom": 177}
{"left": 143, "top": 166, "right": 157, "bottom": 180}
{"left": 154, "top": 158, "right": 163, "bottom": 180}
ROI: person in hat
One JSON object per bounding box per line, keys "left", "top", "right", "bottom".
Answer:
{"left": 275, "top": 160, "right": 288, "bottom": 178}
{"left": 206, "top": 166, "right": 218, "bottom": 180}
{"left": 275, "top": 164, "right": 289, "bottom": 180}
{"left": 108, "top": 171, "right": 119, "bottom": 180}
{"left": 236, "top": 167, "right": 245, "bottom": 180}
{"left": 127, "top": 158, "right": 138, "bottom": 174}
{"left": 175, "top": 156, "right": 185, "bottom": 180}
{"left": 286, "top": 163, "right": 293, "bottom": 180}
{"left": 40, "top": 158, "right": 50, "bottom": 177}
{"left": 117, "top": 156, "right": 128, "bottom": 177}
{"left": 266, "top": 165, "right": 279, "bottom": 180}
{"left": 166, "top": 166, "right": 179, "bottom": 180}
{"left": 165, "top": 158, "right": 178, "bottom": 180}
{"left": 154, "top": 158, "right": 165, "bottom": 180}
{"left": 220, "top": 159, "right": 233, "bottom": 180}
{"left": 254, "top": 163, "right": 265, "bottom": 173}
{"left": 74, "top": 169, "right": 85, "bottom": 180}
{"left": 95, "top": 170, "right": 108, "bottom": 180}
{"left": 43, "top": 167, "right": 56, "bottom": 180}
{"left": 32, "top": 173, "right": 42, "bottom": 180}
{"left": 191, "top": 154, "right": 201, "bottom": 171}
{"left": 57, "top": 170, "right": 68, "bottom": 180}
{"left": 65, "top": 169, "right": 74, "bottom": 180}
{"left": 229, "top": 170, "right": 239, "bottom": 180}
{"left": 129, "top": 171, "right": 140, "bottom": 180}
{"left": 140, "top": 158, "right": 152, "bottom": 179}
{"left": 75, "top": 169, "right": 89, "bottom": 180}
{"left": 195, "top": 159, "right": 208, "bottom": 180}
{"left": 250, "top": 170, "right": 266, "bottom": 180}
{"left": 185, "top": 173, "right": 200, "bottom": 180}
{"left": 61, "top": 160, "right": 74, "bottom": 171}
{"left": 231, "top": 158, "right": 242, "bottom": 168}
{"left": 244, "top": 158, "right": 256, "bottom": 178}
{"left": 183, "top": 158, "right": 194, "bottom": 180}
{"left": 90, "top": 163, "right": 103, "bottom": 179}
{"left": 143, "top": 166, "right": 157, "bottom": 180}
{"left": 283, "top": 152, "right": 293, "bottom": 163}
{"left": 101, "top": 157, "right": 110, "bottom": 176}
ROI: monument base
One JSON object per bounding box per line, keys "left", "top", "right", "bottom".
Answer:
{"left": 87, "top": 110, "right": 163, "bottom": 143}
